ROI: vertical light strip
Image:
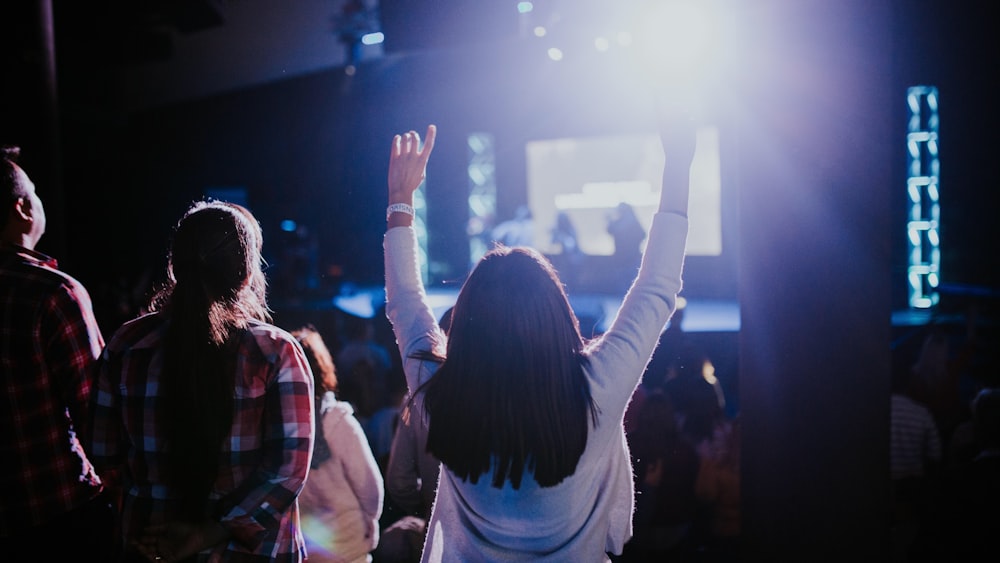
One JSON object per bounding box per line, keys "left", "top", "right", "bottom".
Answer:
{"left": 467, "top": 133, "right": 497, "bottom": 268}
{"left": 906, "top": 86, "right": 940, "bottom": 309}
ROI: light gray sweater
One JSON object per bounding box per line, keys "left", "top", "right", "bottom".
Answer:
{"left": 384, "top": 212, "right": 687, "bottom": 562}
{"left": 297, "top": 393, "right": 384, "bottom": 563}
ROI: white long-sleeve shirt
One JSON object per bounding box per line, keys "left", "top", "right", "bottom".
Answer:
{"left": 385, "top": 212, "right": 687, "bottom": 562}
{"left": 298, "top": 392, "right": 384, "bottom": 563}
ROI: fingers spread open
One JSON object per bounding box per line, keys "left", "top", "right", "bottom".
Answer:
{"left": 419, "top": 125, "right": 437, "bottom": 166}
{"left": 391, "top": 134, "right": 402, "bottom": 158}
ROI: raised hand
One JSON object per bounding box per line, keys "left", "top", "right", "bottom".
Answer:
{"left": 660, "top": 119, "right": 697, "bottom": 172}
{"left": 388, "top": 124, "right": 437, "bottom": 202}
{"left": 657, "top": 118, "right": 696, "bottom": 217}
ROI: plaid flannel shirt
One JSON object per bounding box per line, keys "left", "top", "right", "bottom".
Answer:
{"left": 87, "top": 312, "right": 314, "bottom": 561}
{"left": 0, "top": 245, "right": 105, "bottom": 535}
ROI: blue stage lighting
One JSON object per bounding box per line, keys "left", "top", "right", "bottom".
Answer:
{"left": 905, "top": 86, "right": 940, "bottom": 309}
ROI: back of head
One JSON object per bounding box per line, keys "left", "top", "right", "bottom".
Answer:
{"left": 449, "top": 246, "right": 580, "bottom": 349}
{"left": 634, "top": 390, "right": 679, "bottom": 436}
{"left": 292, "top": 324, "right": 337, "bottom": 395}
{"left": 157, "top": 199, "right": 268, "bottom": 519}
{"left": 292, "top": 324, "right": 335, "bottom": 468}
{"left": 665, "top": 343, "right": 724, "bottom": 444}
{"left": 164, "top": 200, "right": 268, "bottom": 331}
{"left": 342, "top": 313, "right": 372, "bottom": 342}
{"left": 423, "top": 245, "right": 594, "bottom": 489}
{"left": 1, "top": 146, "right": 26, "bottom": 232}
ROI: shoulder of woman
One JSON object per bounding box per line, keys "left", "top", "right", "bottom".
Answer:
{"left": 322, "top": 398, "right": 358, "bottom": 423}
{"left": 107, "top": 311, "right": 166, "bottom": 351}
{"left": 245, "top": 320, "right": 304, "bottom": 356}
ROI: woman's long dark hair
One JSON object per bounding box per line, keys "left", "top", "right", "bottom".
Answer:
{"left": 421, "top": 245, "right": 596, "bottom": 489}
{"left": 149, "top": 200, "right": 270, "bottom": 520}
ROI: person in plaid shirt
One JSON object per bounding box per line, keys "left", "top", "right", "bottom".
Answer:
{"left": 0, "top": 146, "right": 115, "bottom": 560}
{"left": 87, "top": 200, "right": 315, "bottom": 562}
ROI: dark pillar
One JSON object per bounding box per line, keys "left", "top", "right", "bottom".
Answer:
{"left": 737, "top": 1, "right": 894, "bottom": 559}
{"left": 0, "top": 0, "right": 65, "bottom": 259}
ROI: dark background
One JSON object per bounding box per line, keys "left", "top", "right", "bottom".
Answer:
{"left": 2, "top": 1, "right": 998, "bottom": 558}
{"left": 2, "top": 1, "right": 996, "bottom": 320}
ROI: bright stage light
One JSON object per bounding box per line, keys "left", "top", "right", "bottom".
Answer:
{"left": 617, "top": 0, "right": 732, "bottom": 116}
{"left": 361, "top": 32, "right": 384, "bottom": 46}
{"left": 547, "top": 47, "right": 564, "bottom": 61}
{"left": 633, "top": 0, "right": 720, "bottom": 74}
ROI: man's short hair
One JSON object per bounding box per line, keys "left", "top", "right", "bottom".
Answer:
{"left": 2, "top": 146, "right": 27, "bottom": 230}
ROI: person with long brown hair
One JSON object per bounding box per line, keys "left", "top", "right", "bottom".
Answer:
{"left": 383, "top": 121, "right": 693, "bottom": 561}
{"left": 87, "top": 199, "right": 315, "bottom": 562}
{"left": 292, "top": 324, "right": 383, "bottom": 563}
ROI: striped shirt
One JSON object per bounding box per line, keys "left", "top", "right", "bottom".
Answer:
{"left": 0, "top": 244, "right": 105, "bottom": 535}
{"left": 890, "top": 393, "right": 942, "bottom": 480}
{"left": 87, "top": 312, "right": 314, "bottom": 561}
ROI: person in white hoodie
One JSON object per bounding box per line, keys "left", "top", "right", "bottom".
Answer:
{"left": 383, "top": 120, "right": 692, "bottom": 562}
{"left": 293, "top": 325, "right": 384, "bottom": 563}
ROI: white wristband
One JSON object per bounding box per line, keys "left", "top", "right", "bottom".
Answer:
{"left": 386, "top": 203, "right": 415, "bottom": 221}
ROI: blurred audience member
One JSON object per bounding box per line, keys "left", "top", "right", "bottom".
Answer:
{"left": 625, "top": 303, "right": 687, "bottom": 435}
{"left": 695, "top": 414, "right": 742, "bottom": 561}
{"left": 622, "top": 390, "right": 701, "bottom": 561}
{"left": 890, "top": 355, "right": 942, "bottom": 562}
{"left": 664, "top": 343, "right": 726, "bottom": 449}
{"left": 373, "top": 309, "right": 453, "bottom": 563}
{"left": 337, "top": 313, "right": 393, "bottom": 421}
{"left": 933, "top": 386, "right": 1000, "bottom": 560}
{"left": 294, "top": 325, "right": 384, "bottom": 563}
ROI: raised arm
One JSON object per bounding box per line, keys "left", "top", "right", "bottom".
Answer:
{"left": 584, "top": 120, "right": 695, "bottom": 414}
{"left": 657, "top": 118, "right": 696, "bottom": 216}
{"left": 387, "top": 124, "right": 437, "bottom": 229}
{"left": 383, "top": 125, "right": 446, "bottom": 393}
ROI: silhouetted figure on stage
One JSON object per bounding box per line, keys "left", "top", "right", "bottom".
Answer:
{"left": 551, "top": 211, "right": 581, "bottom": 256}
{"left": 607, "top": 202, "right": 646, "bottom": 290}
{"left": 551, "top": 210, "right": 584, "bottom": 288}
{"left": 490, "top": 204, "right": 535, "bottom": 248}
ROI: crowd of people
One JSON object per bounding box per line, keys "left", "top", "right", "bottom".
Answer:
{"left": 889, "top": 315, "right": 1000, "bottom": 561}
{"left": 4, "top": 116, "right": 996, "bottom": 562}
{"left": 0, "top": 117, "right": 703, "bottom": 562}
